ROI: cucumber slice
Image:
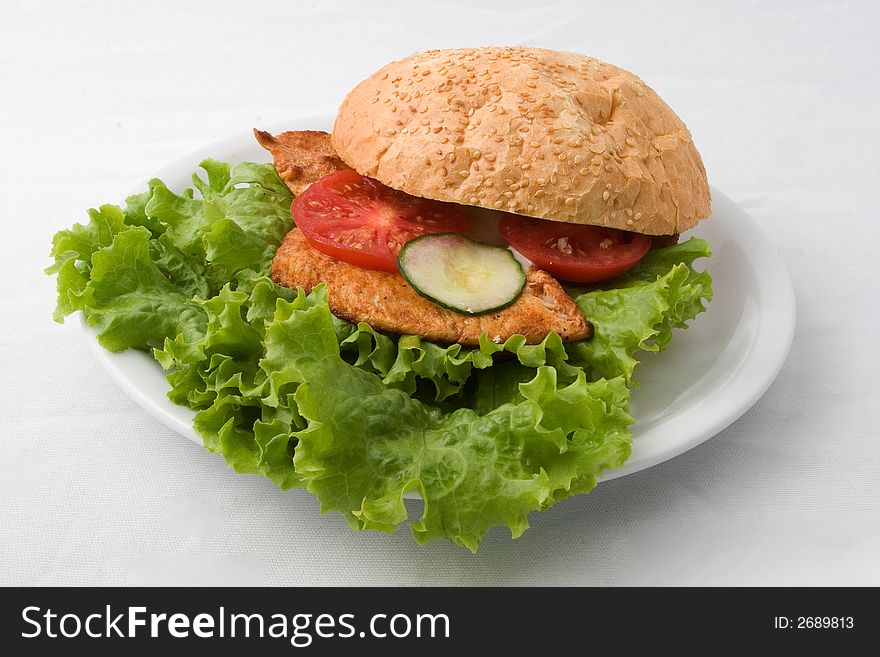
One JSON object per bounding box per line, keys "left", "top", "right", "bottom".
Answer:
{"left": 398, "top": 233, "right": 526, "bottom": 315}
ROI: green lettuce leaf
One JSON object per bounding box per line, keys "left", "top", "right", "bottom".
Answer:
{"left": 46, "top": 204, "right": 127, "bottom": 321}
{"left": 84, "top": 226, "right": 206, "bottom": 352}
{"left": 568, "top": 238, "right": 713, "bottom": 383}
{"left": 268, "top": 293, "right": 632, "bottom": 550}
{"left": 48, "top": 159, "right": 712, "bottom": 551}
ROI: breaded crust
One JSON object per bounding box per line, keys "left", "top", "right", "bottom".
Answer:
{"left": 271, "top": 229, "right": 591, "bottom": 345}
{"left": 254, "top": 129, "right": 350, "bottom": 195}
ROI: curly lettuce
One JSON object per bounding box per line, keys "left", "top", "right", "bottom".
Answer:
{"left": 49, "top": 160, "right": 711, "bottom": 551}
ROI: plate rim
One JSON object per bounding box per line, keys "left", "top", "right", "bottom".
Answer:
{"left": 605, "top": 196, "right": 796, "bottom": 478}
{"left": 81, "top": 119, "right": 797, "bottom": 483}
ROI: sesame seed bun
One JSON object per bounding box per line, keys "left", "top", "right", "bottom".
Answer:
{"left": 332, "top": 47, "right": 710, "bottom": 235}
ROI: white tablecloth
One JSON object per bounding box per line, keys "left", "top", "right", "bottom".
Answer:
{"left": 3, "top": 0, "right": 878, "bottom": 586}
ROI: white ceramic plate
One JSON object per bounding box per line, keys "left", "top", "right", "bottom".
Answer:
{"left": 83, "top": 115, "right": 796, "bottom": 482}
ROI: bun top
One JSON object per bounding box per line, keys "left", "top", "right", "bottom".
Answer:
{"left": 332, "top": 47, "right": 710, "bottom": 235}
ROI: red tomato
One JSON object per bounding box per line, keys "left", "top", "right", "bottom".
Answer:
{"left": 499, "top": 214, "right": 652, "bottom": 283}
{"left": 292, "top": 170, "right": 467, "bottom": 272}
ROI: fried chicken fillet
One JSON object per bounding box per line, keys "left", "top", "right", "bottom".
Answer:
{"left": 258, "top": 129, "right": 591, "bottom": 345}
{"left": 272, "top": 229, "right": 590, "bottom": 345}
{"left": 253, "top": 129, "right": 350, "bottom": 195}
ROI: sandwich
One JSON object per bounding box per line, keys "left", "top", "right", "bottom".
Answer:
{"left": 49, "top": 47, "right": 712, "bottom": 551}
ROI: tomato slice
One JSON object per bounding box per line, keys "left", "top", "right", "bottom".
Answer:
{"left": 499, "top": 214, "right": 652, "bottom": 283}
{"left": 292, "top": 170, "right": 467, "bottom": 272}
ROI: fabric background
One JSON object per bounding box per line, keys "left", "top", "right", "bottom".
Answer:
{"left": 2, "top": 0, "right": 878, "bottom": 585}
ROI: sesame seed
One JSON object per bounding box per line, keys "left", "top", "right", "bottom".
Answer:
{"left": 459, "top": 170, "right": 468, "bottom": 177}
{"left": 564, "top": 197, "right": 576, "bottom": 206}
{"left": 635, "top": 212, "right": 643, "bottom": 220}
{"left": 603, "top": 191, "right": 610, "bottom": 202}
{"left": 579, "top": 168, "right": 589, "bottom": 176}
